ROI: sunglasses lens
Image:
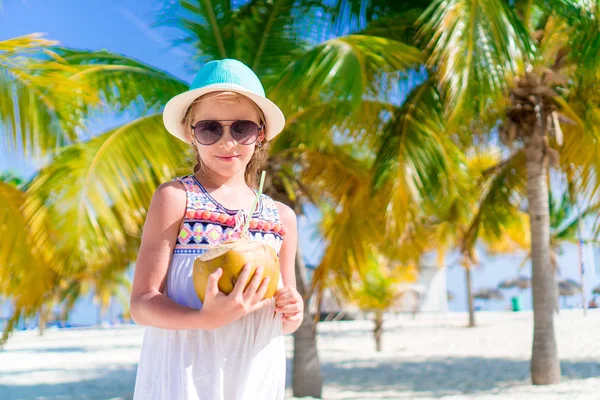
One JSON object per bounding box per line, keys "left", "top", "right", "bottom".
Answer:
{"left": 231, "top": 120, "right": 260, "bottom": 145}
{"left": 194, "top": 121, "right": 222, "bottom": 145}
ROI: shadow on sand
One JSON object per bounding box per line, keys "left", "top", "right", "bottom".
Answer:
{"left": 0, "top": 364, "right": 137, "bottom": 400}
{"left": 2, "top": 357, "right": 597, "bottom": 399}
{"left": 306, "top": 357, "right": 599, "bottom": 398}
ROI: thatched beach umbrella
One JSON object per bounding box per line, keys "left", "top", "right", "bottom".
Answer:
{"left": 474, "top": 288, "right": 504, "bottom": 310}
{"left": 498, "top": 276, "right": 531, "bottom": 290}
{"left": 557, "top": 278, "right": 582, "bottom": 308}
{"left": 474, "top": 288, "right": 504, "bottom": 301}
{"left": 558, "top": 278, "right": 582, "bottom": 297}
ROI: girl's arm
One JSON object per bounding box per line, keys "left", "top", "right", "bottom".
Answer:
{"left": 274, "top": 202, "right": 303, "bottom": 334}
{"left": 129, "top": 181, "right": 209, "bottom": 330}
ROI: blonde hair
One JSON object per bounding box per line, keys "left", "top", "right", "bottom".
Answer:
{"left": 181, "top": 91, "right": 270, "bottom": 188}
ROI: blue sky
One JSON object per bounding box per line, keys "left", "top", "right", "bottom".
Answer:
{"left": 1, "top": 0, "right": 599, "bottom": 319}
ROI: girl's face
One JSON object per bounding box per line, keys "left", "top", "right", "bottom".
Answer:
{"left": 187, "top": 94, "right": 265, "bottom": 179}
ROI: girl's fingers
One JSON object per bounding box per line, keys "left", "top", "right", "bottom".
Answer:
{"left": 275, "top": 286, "right": 291, "bottom": 297}
{"left": 276, "top": 297, "right": 293, "bottom": 306}
{"left": 243, "top": 266, "right": 263, "bottom": 296}
{"left": 276, "top": 293, "right": 302, "bottom": 306}
{"left": 250, "top": 298, "right": 272, "bottom": 313}
{"left": 231, "top": 264, "right": 252, "bottom": 297}
{"left": 255, "top": 276, "right": 270, "bottom": 300}
{"left": 282, "top": 312, "right": 302, "bottom": 323}
{"left": 276, "top": 304, "right": 302, "bottom": 314}
{"left": 207, "top": 268, "right": 223, "bottom": 298}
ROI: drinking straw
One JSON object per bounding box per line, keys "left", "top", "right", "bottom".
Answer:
{"left": 243, "top": 170, "right": 266, "bottom": 232}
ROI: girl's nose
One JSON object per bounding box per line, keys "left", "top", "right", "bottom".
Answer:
{"left": 217, "top": 126, "right": 237, "bottom": 148}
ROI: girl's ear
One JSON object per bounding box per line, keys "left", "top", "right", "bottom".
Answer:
{"left": 185, "top": 129, "right": 195, "bottom": 145}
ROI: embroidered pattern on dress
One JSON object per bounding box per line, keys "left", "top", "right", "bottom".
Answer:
{"left": 173, "top": 175, "right": 284, "bottom": 255}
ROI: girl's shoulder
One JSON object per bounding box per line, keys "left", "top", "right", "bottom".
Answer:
{"left": 171, "top": 174, "right": 200, "bottom": 193}
{"left": 258, "top": 194, "right": 296, "bottom": 226}
{"left": 144, "top": 179, "right": 188, "bottom": 230}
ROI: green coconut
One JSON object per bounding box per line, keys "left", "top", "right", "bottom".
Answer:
{"left": 192, "top": 238, "right": 280, "bottom": 302}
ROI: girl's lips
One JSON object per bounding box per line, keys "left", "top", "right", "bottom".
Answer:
{"left": 216, "top": 155, "right": 240, "bottom": 161}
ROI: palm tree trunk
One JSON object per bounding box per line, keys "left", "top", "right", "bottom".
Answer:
{"left": 465, "top": 266, "right": 476, "bottom": 327}
{"left": 292, "top": 249, "right": 324, "bottom": 398}
{"left": 374, "top": 310, "right": 383, "bottom": 352}
{"left": 38, "top": 304, "right": 47, "bottom": 337}
{"left": 525, "top": 132, "right": 561, "bottom": 384}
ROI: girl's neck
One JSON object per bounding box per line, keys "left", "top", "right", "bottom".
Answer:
{"left": 194, "top": 170, "right": 250, "bottom": 191}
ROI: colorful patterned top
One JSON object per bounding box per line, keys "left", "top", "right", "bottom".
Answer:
{"left": 173, "top": 174, "right": 286, "bottom": 256}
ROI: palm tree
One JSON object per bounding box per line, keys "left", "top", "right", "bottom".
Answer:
{"left": 362, "top": 0, "right": 600, "bottom": 385}
{"left": 491, "top": 189, "right": 599, "bottom": 313}
{"left": 420, "top": 149, "right": 528, "bottom": 328}
{"left": 0, "top": 33, "right": 189, "bottom": 344}
{"left": 346, "top": 255, "right": 418, "bottom": 352}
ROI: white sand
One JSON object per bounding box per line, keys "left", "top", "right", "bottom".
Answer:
{"left": 0, "top": 309, "right": 598, "bottom": 400}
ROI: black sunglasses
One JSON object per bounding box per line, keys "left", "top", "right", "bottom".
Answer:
{"left": 191, "top": 120, "right": 264, "bottom": 146}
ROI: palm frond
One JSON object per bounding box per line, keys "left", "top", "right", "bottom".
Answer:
{"left": 52, "top": 47, "right": 190, "bottom": 115}
{"left": 558, "top": 99, "right": 600, "bottom": 233}
{"left": 417, "top": 0, "right": 535, "bottom": 125}
{"left": 538, "top": 0, "right": 600, "bottom": 75}
{"left": 301, "top": 148, "right": 386, "bottom": 297}
{"left": 233, "top": 0, "right": 307, "bottom": 85}
{"left": 372, "top": 80, "right": 467, "bottom": 238}
{"left": 23, "top": 114, "right": 189, "bottom": 274}
{"left": 272, "top": 99, "right": 397, "bottom": 155}
{"left": 0, "top": 35, "right": 101, "bottom": 157}
{"left": 462, "top": 150, "right": 528, "bottom": 252}
{"left": 157, "top": 0, "right": 235, "bottom": 61}
{"left": 271, "top": 34, "right": 423, "bottom": 116}
{"left": 0, "top": 181, "right": 59, "bottom": 347}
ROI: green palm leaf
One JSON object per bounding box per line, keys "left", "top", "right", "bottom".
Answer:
{"left": 557, "top": 98, "right": 600, "bottom": 234}
{"left": 462, "top": 150, "right": 528, "bottom": 252}
{"left": 301, "top": 149, "right": 380, "bottom": 295}
{"left": 537, "top": 0, "right": 600, "bottom": 74}
{"left": 272, "top": 99, "right": 397, "bottom": 155}
{"left": 23, "top": 114, "right": 189, "bottom": 274}
{"left": 270, "top": 34, "right": 423, "bottom": 115}
{"left": 158, "top": 0, "right": 235, "bottom": 60}
{"left": 0, "top": 35, "right": 101, "bottom": 156}
{"left": 417, "top": 0, "right": 535, "bottom": 125}
{"left": 372, "top": 80, "right": 466, "bottom": 237}
{"left": 301, "top": 147, "right": 425, "bottom": 298}
{"left": 52, "top": 47, "right": 190, "bottom": 114}
{"left": 0, "top": 181, "right": 59, "bottom": 346}
{"left": 233, "top": 0, "right": 306, "bottom": 82}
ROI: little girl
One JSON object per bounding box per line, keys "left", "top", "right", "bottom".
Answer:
{"left": 130, "top": 59, "right": 304, "bottom": 400}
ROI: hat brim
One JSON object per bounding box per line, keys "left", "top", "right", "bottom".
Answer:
{"left": 162, "top": 83, "right": 285, "bottom": 143}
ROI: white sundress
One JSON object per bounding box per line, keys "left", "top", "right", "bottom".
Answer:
{"left": 133, "top": 174, "right": 287, "bottom": 400}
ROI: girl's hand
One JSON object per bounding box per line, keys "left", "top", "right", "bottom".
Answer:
{"left": 200, "top": 264, "right": 271, "bottom": 329}
{"left": 274, "top": 285, "right": 303, "bottom": 323}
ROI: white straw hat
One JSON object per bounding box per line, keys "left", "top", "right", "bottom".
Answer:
{"left": 163, "top": 59, "right": 285, "bottom": 142}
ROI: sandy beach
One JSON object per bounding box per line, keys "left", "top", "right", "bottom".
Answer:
{"left": 1, "top": 309, "right": 598, "bottom": 400}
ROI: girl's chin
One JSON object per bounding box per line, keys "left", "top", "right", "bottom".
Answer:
{"left": 204, "top": 160, "right": 247, "bottom": 175}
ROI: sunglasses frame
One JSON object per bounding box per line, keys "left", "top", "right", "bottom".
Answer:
{"left": 190, "top": 119, "right": 264, "bottom": 146}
